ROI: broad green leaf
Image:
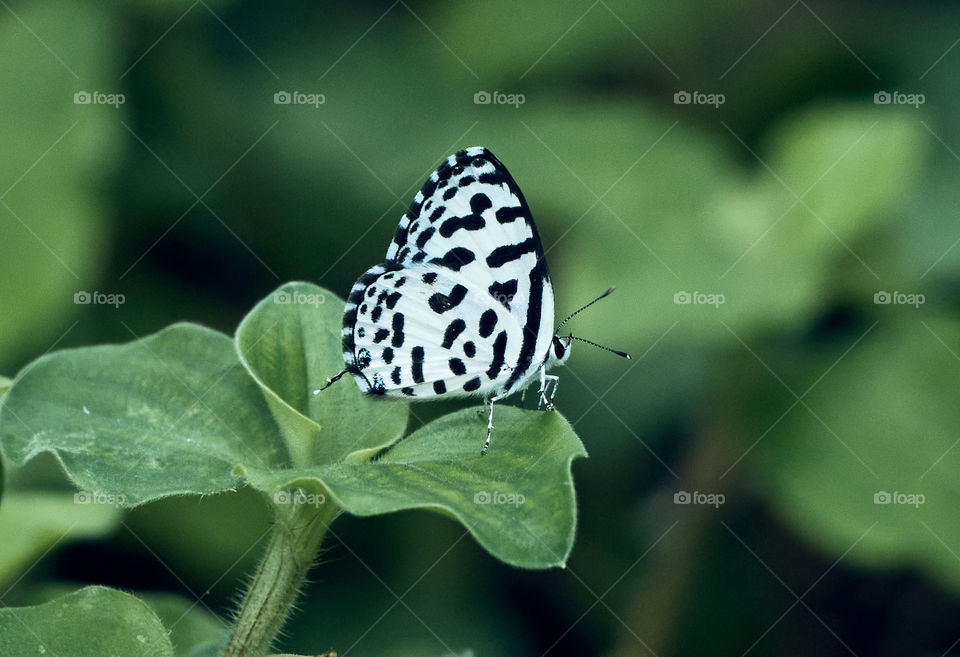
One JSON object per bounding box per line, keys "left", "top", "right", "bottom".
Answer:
{"left": 248, "top": 407, "right": 587, "bottom": 568}
{"left": 236, "top": 282, "right": 408, "bottom": 466}
{"left": 0, "top": 585, "right": 174, "bottom": 657}
{"left": 142, "top": 593, "right": 227, "bottom": 657}
{"left": 0, "top": 491, "right": 120, "bottom": 589}
{"left": 0, "top": 323, "right": 286, "bottom": 506}
{"left": 753, "top": 317, "right": 960, "bottom": 591}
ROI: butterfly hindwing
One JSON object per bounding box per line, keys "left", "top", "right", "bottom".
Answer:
{"left": 345, "top": 264, "right": 522, "bottom": 398}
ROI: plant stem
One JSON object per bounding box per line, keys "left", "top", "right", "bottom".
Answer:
{"left": 221, "top": 496, "right": 338, "bottom": 657}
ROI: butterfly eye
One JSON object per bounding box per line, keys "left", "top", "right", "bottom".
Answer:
{"left": 553, "top": 337, "right": 565, "bottom": 360}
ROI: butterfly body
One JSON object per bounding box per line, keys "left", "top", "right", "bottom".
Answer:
{"left": 325, "top": 146, "right": 585, "bottom": 452}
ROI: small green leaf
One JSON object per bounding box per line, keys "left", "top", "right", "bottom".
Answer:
{"left": 0, "top": 323, "right": 286, "bottom": 506}
{"left": 0, "top": 491, "right": 121, "bottom": 588}
{"left": 0, "top": 586, "right": 174, "bottom": 656}
{"left": 236, "top": 282, "right": 408, "bottom": 466}
{"left": 248, "top": 407, "right": 587, "bottom": 568}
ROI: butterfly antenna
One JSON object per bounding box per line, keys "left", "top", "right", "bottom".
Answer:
{"left": 568, "top": 335, "right": 631, "bottom": 359}
{"left": 556, "top": 286, "right": 616, "bottom": 332}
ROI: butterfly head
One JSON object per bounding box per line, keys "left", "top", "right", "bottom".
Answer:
{"left": 547, "top": 334, "right": 572, "bottom": 368}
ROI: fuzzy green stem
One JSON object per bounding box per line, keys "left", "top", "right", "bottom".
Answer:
{"left": 221, "top": 496, "right": 338, "bottom": 657}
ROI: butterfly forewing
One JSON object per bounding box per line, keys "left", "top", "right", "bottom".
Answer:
{"left": 342, "top": 147, "right": 555, "bottom": 400}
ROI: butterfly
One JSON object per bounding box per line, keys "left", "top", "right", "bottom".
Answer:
{"left": 320, "top": 146, "right": 628, "bottom": 454}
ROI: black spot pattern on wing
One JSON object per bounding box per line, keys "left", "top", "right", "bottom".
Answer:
{"left": 422, "top": 272, "right": 437, "bottom": 284}
{"left": 371, "top": 306, "right": 382, "bottom": 323}
{"left": 431, "top": 247, "right": 475, "bottom": 271}
{"left": 373, "top": 328, "right": 389, "bottom": 343}
{"left": 463, "top": 376, "right": 482, "bottom": 392}
{"left": 488, "top": 279, "right": 518, "bottom": 309}
{"left": 428, "top": 284, "right": 467, "bottom": 314}
{"left": 391, "top": 313, "right": 405, "bottom": 348}
{"left": 401, "top": 386, "right": 415, "bottom": 396}
{"left": 441, "top": 318, "right": 466, "bottom": 348}
{"left": 416, "top": 227, "right": 435, "bottom": 249}
{"left": 385, "top": 291, "right": 401, "bottom": 309}
{"left": 382, "top": 346, "right": 394, "bottom": 363}
{"left": 411, "top": 346, "right": 425, "bottom": 383}
{"left": 439, "top": 215, "right": 485, "bottom": 238}
{"left": 357, "top": 348, "right": 371, "bottom": 369}
{"left": 449, "top": 358, "right": 466, "bottom": 376}
{"left": 432, "top": 380, "right": 446, "bottom": 394}
{"left": 487, "top": 331, "right": 507, "bottom": 379}
{"left": 463, "top": 341, "right": 476, "bottom": 358}
{"left": 495, "top": 205, "right": 525, "bottom": 224}
{"left": 391, "top": 366, "right": 402, "bottom": 385}
{"left": 487, "top": 237, "right": 537, "bottom": 268}
{"left": 478, "top": 309, "right": 498, "bottom": 338}
{"left": 470, "top": 192, "right": 492, "bottom": 213}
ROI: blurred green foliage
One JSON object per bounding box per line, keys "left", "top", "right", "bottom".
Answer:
{"left": 1, "top": 0, "right": 959, "bottom": 655}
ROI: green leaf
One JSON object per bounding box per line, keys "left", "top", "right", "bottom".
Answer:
{"left": 141, "top": 593, "right": 227, "bottom": 657}
{"left": 754, "top": 318, "right": 960, "bottom": 591}
{"left": 0, "top": 491, "right": 121, "bottom": 588}
{"left": 0, "top": 585, "right": 174, "bottom": 656}
{"left": 248, "top": 407, "right": 587, "bottom": 568}
{"left": 236, "top": 282, "right": 408, "bottom": 466}
{"left": 0, "top": 323, "right": 286, "bottom": 506}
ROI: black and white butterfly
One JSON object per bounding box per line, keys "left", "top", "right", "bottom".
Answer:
{"left": 320, "top": 146, "right": 628, "bottom": 454}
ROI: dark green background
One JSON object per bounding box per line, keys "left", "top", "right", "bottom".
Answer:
{"left": 2, "top": 1, "right": 959, "bottom": 655}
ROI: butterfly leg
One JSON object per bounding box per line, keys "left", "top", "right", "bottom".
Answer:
{"left": 481, "top": 393, "right": 506, "bottom": 456}
{"left": 537, "top": 365, "right": 558, "bottom": 411}
{"left": 314, "top": 369, "right": 347, "bottom": 395}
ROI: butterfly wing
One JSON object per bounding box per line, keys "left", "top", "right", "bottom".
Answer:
{"left": 380, "top": 147, "right": 554, "bottom": 393}
{"left": 343, "top": 263, "right": 525, "bottom": 398}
